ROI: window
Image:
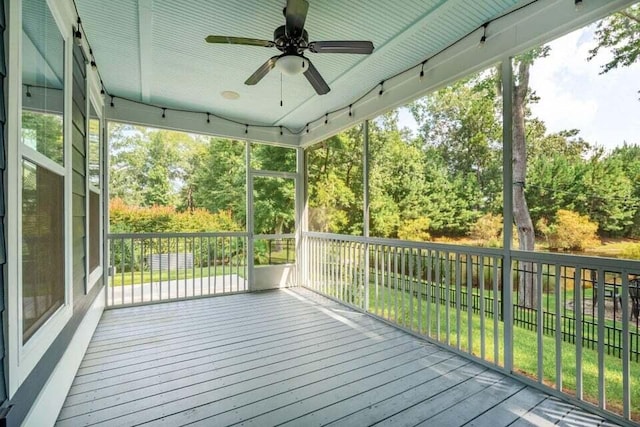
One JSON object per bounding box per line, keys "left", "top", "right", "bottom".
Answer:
{"left": 21, "top": 0, "right": 66, "bottom": 343}
{"left": 21, "top": 161, "right": 65, "bottom": 342}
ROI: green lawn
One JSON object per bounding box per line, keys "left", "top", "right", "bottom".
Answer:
{"left": 315, "top": 279, "right": 640, "bottom": 420}
{"left": 111, "top": 264, "right": 247, "bottom": 286}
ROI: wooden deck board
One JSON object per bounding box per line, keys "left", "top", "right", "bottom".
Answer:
{"left": 56, "top": 288, "right": 620, "bottom": 427}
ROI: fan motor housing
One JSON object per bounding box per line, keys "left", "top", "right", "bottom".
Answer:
{"left": 274, "top": 25, "right": 308, "bottom": 53}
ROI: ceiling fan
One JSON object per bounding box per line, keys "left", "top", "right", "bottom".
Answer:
{"left": 205, "top": 0, "right": 374, "bottom": 95}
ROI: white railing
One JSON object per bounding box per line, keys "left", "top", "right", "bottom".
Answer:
{"left": 107, "top": 232, "right": 248, "bottom": 307}
{"left": 303, "top": 231, "right": 640, "bottom": 424}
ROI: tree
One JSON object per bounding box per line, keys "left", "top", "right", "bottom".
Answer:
{"left": 588, "top": 4, "right": 640, "bottom": 79}
{"left": 190, "top": 138, "right": 246, "bottom": 226}
{"left": 511, "top": 46, "right": 549, "bottom": 308}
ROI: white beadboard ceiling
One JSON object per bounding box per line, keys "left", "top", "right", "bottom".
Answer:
{"left": 75, "top": 0, "right": 523, "bottom": 131}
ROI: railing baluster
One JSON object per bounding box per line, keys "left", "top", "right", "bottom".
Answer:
{"left": 480, "top": 255, "right": 485, "bottom": 360}
{"left": 467, "top": 253, "right": 472, "bottom": 354}
{"left": 426, "top": 249, "right": 432, "bottom": 338}
{"left": 456, "top": 252, "right": 461, "bottom": 350}
{"left": 537, "top": 261, "right": 543, "bottom": 382}
{"left": 555, "top": 263, "right": 562, "bottom": 391}
{"left": 575, "top": 265, "right": 583, "bottom": 401}
{"left": 621, "top": 271, "right": 630, "bottom": 420}
{"left": 435, "top": 250, "right": 441, "bottom": 341}
{"left": 417, "top": 249, "right": 422, "bottom": 335}
{"left": 493, "top": 257, "right": 499, "bottom": 365}
{"left": 597, "top": 267, "right": 605, "bottom": 409}
{"left": 445, "top": 251, "right": 450, "bottom": 346}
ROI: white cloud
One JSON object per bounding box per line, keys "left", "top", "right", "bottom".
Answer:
{"left": 529, "top": 25, "right": 640, "bottom": 149}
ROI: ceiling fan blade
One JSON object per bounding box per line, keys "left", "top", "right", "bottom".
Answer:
{"left": 285, "top": 0, "right": 309, "bottom": 38}
{"left": 309, "top": 41, "right": 374, "bottom": 54}
{"left": 245, "top": 56, "right": 279, "bottom": 85}
{"left": 205, "top": 35, "right": 274, "bottom": 47}
{"left": 303, "top": 59, "right": 330, "bottom": 95}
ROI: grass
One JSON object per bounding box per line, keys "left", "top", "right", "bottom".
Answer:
{"left": 111, "top": 264, "right": 247, "bottom": 286}
{"left": 315, "top": 279, "right": 640, "bottom": 420}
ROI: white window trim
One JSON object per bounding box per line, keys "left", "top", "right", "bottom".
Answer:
{"left": 6, "top": 0, "right": 75, "bottom": 398}
{"left": 86, "top": 93, "right": 103, "bottom": 292}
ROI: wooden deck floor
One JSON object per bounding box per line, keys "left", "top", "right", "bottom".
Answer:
{"left": 57, "top": 288, "right": 619, "bottom": 427}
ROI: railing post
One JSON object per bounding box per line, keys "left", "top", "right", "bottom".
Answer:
{"left": 501, "top": 58, "right": 514, "bottom": 373}
{"left": 296, "top": 146, "right": 306, "bottom": 287}
{"left": 363, "top": 120, "right": 370, "bottom": 311}
{"left": 245, "top": 140, "right": 254, "bottom": 291}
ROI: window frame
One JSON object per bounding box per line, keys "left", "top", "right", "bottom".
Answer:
{"left": 86, "top": 96, "right": 103, "bottom": 291}
{"left": 7, "top": 0, "right": 74, "bottom": 397}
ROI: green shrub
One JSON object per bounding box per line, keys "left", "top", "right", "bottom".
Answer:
{"left": 537, "top": 210, "right": 600, "bottom": 251}
{"left": 469, "top": 213, "right": 502, "bottom": 242}
{"left": 397, "top": 217, "right": 431, "bottom": 242}
{"left": 621, "top": 243, "right": 640, "bottom": 260}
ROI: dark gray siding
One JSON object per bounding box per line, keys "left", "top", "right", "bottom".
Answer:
{"left": 72, "top": 44, "right": 87, "bottom": 304}
{"left": 0, "top": 0, "right": 9, "bottom": 410}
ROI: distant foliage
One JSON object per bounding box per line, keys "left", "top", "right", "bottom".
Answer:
{"left": 469, "top": 213, "right": 502, "bottom": 243}
{"left": 537, "top": 210, "right": 600, "bottom": 251}
{"left": 397, "top": 217, "right": 431, "bottom": 242}
{"left": 110, "top": 198, "right": 239, "bottom": 233}
{"left": 621, "top": 243, "right": 640, "bottom": 260}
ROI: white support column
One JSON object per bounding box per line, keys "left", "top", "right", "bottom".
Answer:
{"left": 245, "top": 141, "right": 254, "bottom": 291}
{"left": 102, "top": 120, "right": 110, "bottom": 300}
{"left": 501, "top": 58, "right": 514, "bottom": 373}
{"left": 363, "top": 120, "right": 370, "bottom": 311}
{"left": 295, "top": 147, "right": 306, "bottom": 286}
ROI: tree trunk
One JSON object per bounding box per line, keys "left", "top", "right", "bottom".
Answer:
{"left": 513, "top": 60, "right": 537, "bottom": 308}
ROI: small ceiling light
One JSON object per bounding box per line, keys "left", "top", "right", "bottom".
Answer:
{"left": 206, "top": 113, "right": 211, "bottom": 123}
{"left": 574, "top": 0, "right": 584, "bottom": 10}
{"left": 161, "top": 108, "right": 166, "bottom": 118}
{"left": 349, "top": 104, "right": 353, "bottom": 117}
{"left": 479, "top": 23, "right": 488, "bottom": 47}
{"left": 90, "top": 60, "right": 97, "bottom": 69}
{"left": 25, "top": 85, "right": 32, "bottom": 98}
{"left": 221, "top": 90, "right": 240, "bottom": 100}
{"left": 276, "top": 55, "right": 308, "bottom": 76}
{"left": 110, "top": 96, "right": 114, "bottom": 108}
{"left": 74, "top": 28, "right": 82, "bottom": 46}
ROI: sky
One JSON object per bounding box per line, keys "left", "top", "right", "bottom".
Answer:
{"left": 398, "top": 23, "right": 640, "bottom": 151}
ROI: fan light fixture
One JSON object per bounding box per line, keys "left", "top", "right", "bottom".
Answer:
{"left": 276, "top": 55, "right": 308, "bottom": 76}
